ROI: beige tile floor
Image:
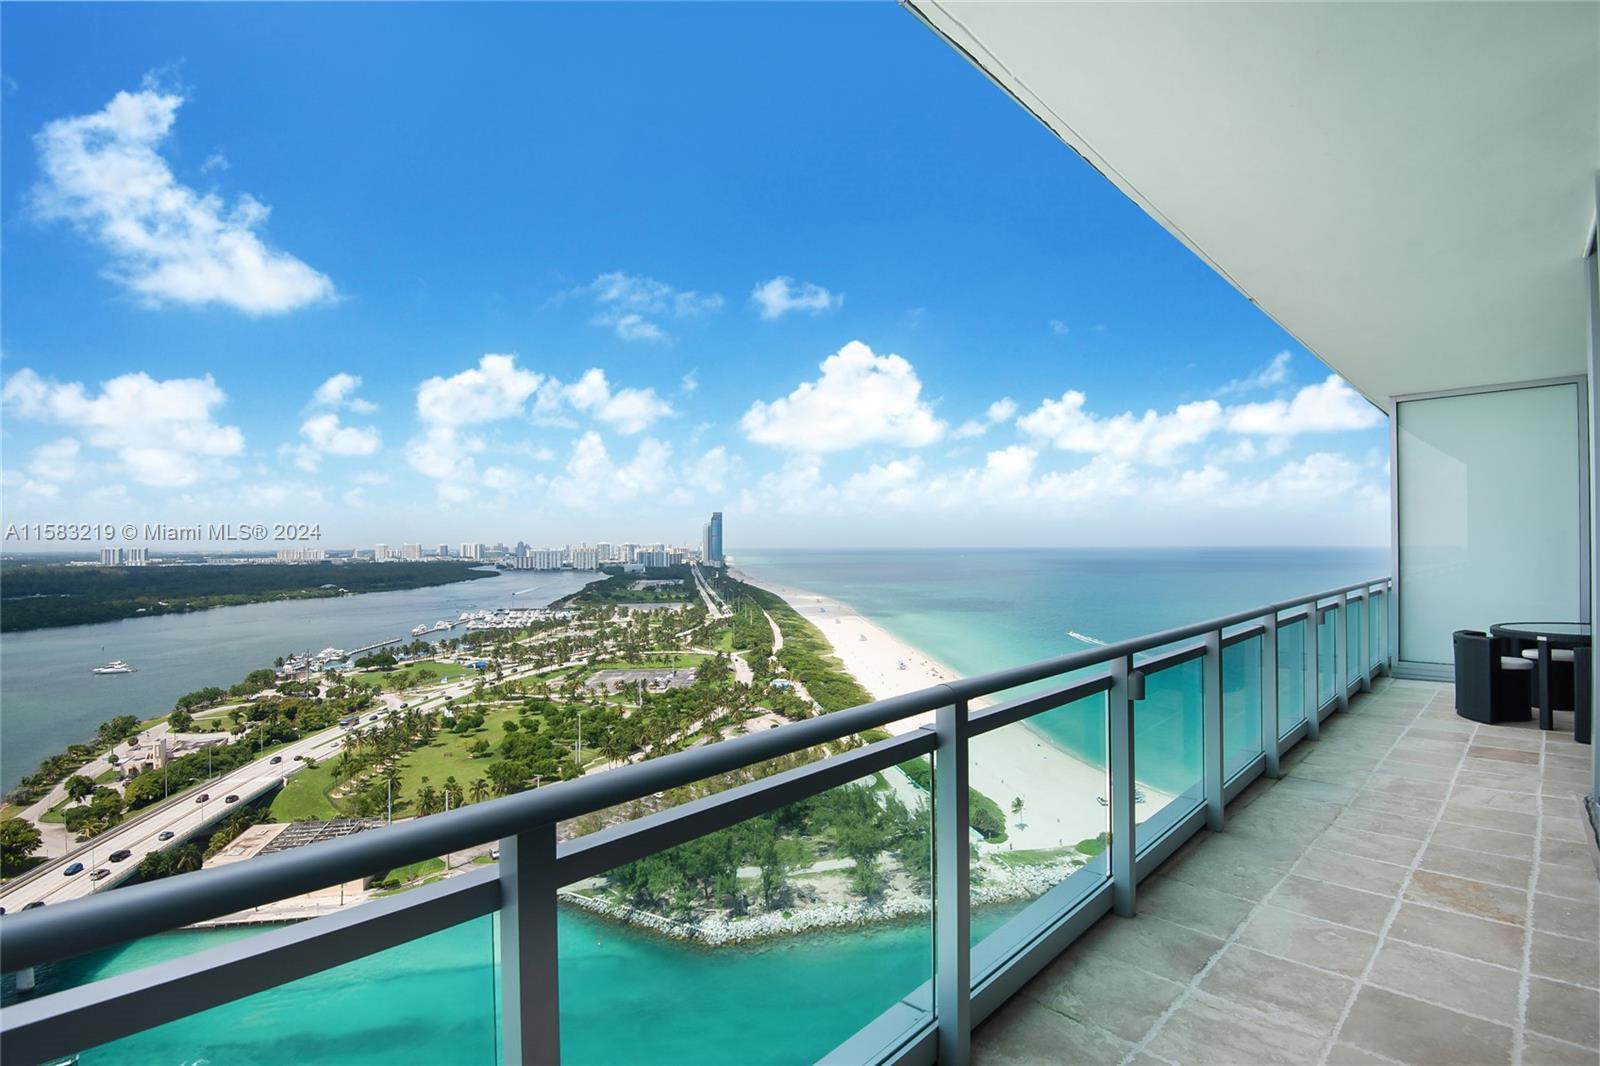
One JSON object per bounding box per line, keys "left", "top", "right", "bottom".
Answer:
{"left": 976, "top": 678, "right": 1600, "bottom": 1065}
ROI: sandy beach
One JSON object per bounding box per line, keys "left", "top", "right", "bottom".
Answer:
{"left": 734, "top": 570, "right": 1174, "bottom": 851}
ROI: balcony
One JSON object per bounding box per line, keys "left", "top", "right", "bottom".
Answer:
{"left": 976, "top": 678, "right": 1600, "bottom": 1065}
{"left": 1, "top": 578, "right": 1596, "bottom": 1064}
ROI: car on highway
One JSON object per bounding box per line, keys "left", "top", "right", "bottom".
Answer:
{"left": 22, "top": 900, "right": 45, "bottom": 910}
{"left": 109, "top": 849, "right": 132, "bottom": 862}
{"left": 158, "top": 831, "right": 175, "bottom": 841}
{"left": 224, "top": 794, "right": 239, "bottom": 804}
{"left": 269, "top": 755, "right": 282, "bottom": 764}
{"left": 368, "top": 714, "right": 382, "bottom": 722}
{"left": 91, "top": 868, "right": 111, "bottom": 881}
{"left": 196, "top": 793, "right": 209, "bottom": 803}
{"left": 64, "top": 862, "right": 84, "bottom": 876}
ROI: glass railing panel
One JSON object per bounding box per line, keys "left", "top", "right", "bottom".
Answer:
{"left": 1368, "top": 590, "right": 1384, "bottom": 666}
{"left": 58, "top": 915, "right": 499, "bottom": 1064}
{"left": 1346, "top": 601, "right": 1363, "bottom": 685}
{"left": 1277, "top": 618, "right": 1307, "bottom": 738}
{"left": 1223, "top": 636, "right": 1263, "bottom": 780}
{"left": 967, "top": 692, "right": 1109, "bottom": 949}
{"left": 560, "top": 768, "right": 932, "bottom": 1064}
{"left": 1317, "top": 607, "right": 1337, "bottom": 708}
{"left": 1132, "top": 658, "right": 1203, "bottom": 853}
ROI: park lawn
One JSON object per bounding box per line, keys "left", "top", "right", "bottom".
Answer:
{"left": 268, "top": 759, "right": 345, "bottom": 821}
{"left": 382, "top": 856, "right": 445, "bottom": 884}
{"left": 350, "top": 660, "right": 473, "bottom": 690}
{"left": 712, "top": 626, "right": 735, "bottom": 652}
{"left": 992, "top": 846, "right": 1075, "bottom": 869}
{"left": 388, "top": 704, "right": 521, "bottom": 799}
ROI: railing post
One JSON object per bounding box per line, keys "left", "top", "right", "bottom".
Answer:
{"left": 1108, "top": 656, "right": 1140, "bottom": 917}
{"left": 1202, "top": 629, "right": 1225, "bottom": 831}
{"left": 1304, "top": 601, "right": 1322, "bottom": 740}
{"left": 1356, "top": 590, "right": 1372, "bottom": 693}
{"left": 1260, "top": 612, "right": 1282, "bottom": 778}
{"left": 934, "top": 699, "right": 971, "bottom": 1066}
{"left": 1335, "top": 592, "right": 1351, "bottom": 711}
{"left": 1379, "top": 584, "right": 1393, "bottom": 675}
{"left": 500, "top": 824, "right": 560, "bottom": 1066}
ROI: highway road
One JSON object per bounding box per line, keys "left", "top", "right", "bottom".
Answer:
{"left": 0, "top": 650, "right": 594, "bottom": 913}
{"left": 0, "top": 723, "right": 355, "bottom": 912}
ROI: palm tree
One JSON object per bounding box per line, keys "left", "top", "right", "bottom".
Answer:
{"left": 469, "top": 778, "right": 489, "bottom": 804}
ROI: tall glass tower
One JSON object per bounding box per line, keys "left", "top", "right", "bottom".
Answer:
{"left": 706, "top": 511, "right": 724, "bottom": 564}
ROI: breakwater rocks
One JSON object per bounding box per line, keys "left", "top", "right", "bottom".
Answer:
{"left": 561, "top": 856, "right": 1085, "bottom": 946}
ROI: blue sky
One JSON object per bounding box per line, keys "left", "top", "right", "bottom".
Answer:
{"left": 0, "top": 3, "right": 1389, "bottom": 551}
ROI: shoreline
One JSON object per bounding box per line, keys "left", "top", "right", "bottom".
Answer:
{"left": 732, "top": 567, "right": 1174, "bottom": 851}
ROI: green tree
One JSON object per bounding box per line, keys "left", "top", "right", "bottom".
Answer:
{"left": 469, "top": 778, "right": 490, "bottom": 804}
{"left": 0, "top": 817, "right": 44, "bottom": 871}
{"left": 64, "top": 773, "right": 97, "bottom": 803}
{"left": 487, "top": 761, "right": 526, "bottom": 797}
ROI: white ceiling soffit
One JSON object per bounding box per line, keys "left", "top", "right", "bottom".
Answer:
{"left": 908, "top": 1, "right": 1600, "bottom": 408}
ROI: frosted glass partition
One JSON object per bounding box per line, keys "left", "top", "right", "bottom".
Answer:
{"left": 1396, "top": 383, "right": 1584, "bottom": 666}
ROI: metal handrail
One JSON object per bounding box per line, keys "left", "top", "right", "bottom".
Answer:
{"left": 0, "top": 576, "right": 1388, "bottom": 976}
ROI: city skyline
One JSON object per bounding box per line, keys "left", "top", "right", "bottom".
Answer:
{"left": 1, "top": 5, "right": 1389, "bottom": 550}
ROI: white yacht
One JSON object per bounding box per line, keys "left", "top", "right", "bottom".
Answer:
{"left": 92, "top": 660, "right": 136, "bottom": 675}
{"left": 411, "top": 624, "right": 430, "bottom": 637}
{"left": 432, "top": 620, "right": 452, "bottom": 631}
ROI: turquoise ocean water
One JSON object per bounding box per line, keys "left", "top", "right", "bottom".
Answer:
{"left": 33, "top": 547, "right": 1384, "bottom": 1064}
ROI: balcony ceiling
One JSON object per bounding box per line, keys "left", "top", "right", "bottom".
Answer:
{"left": 909, "top": 1, "right": 1600, "bottom": 408}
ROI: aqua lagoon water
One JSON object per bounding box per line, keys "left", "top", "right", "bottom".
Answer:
{"left": 19, "top": 547, "right": 1385, "bottom": 1063}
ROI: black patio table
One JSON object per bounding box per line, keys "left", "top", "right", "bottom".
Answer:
{"left": 1489, "top": 622, "right": 1591, "bottom": 730}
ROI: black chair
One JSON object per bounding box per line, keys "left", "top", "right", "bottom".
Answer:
{"left": 1453, "top": 630, "right": 1534, "bottom": 724}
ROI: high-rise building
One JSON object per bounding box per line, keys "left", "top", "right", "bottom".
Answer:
{"left": 460, "top": 543, "right": 483, "bottom": 561}
{"left": 99, "top": 547, "right": 123, "bottom": 566}
{"left": 125, "top": 547, "right": 148, "bottom": 566}
{"left": 401, "top": 543, "right": 422, "bottom": 561}
{"left": 570, "top": 547, "right": 600, "bottom": 571}
{"left": 374, "top": 542, "right": 390, "bottom": 561}
{"left": 437, "top": 543, "right": 451, "bottom": 558}
{"left": 704, "top": 511, "right": 724, "bottom": 565}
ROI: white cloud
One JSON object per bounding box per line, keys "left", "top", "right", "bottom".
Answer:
{"left": 1218, "top": 351, "right": 1292, "bottom": 395}
{"left": 684, "top": 446, "right": 731, "bottom": 493}
{"left": 751, "top": 276, "right": 842, "bottom": 320}
{"left": 417, "top": 354, "right": 544, "bottom": 430}
{"left": 1018, "top": 391, "right": 1223, "bottom": 465}
{"left": 549, "top": 432, "right": 673, "bottom": 506}
{"left": 545, "top": 368, "right": 673, "bottom": 435}
{"left": 292, "top": 413, "right": 381, "bottom": 471}
{"left": 32, "top": 81, "right": 334, "bottom": 314}
{"left": 1049, "top": 320, "right": 1070, "bottom": 337}
{"left": 28, "top": 437, "right": 81, "bottom": 482}
{"left": 741, "top": 340, "right": 945, "bottom": 453}
{"left": 680, "top": 370, "right": 699, "bottom": 393}
{"left": 954, "top": 396, "right": 1019, "bottom": 439}
{"left": 1226, "top": 375, "right": 1381, "bottom": 435}
{"left": 1, "top": 367, "right": 244, "bottom": 486}
{"left": 200, "top": 152, "right": 229, "bottom": 174}
{"left": 841, "top": 457, "right": 924, "bottom": 506}
{"left": 289, "top": 373, "right": 382, "bottom": 470}
{"left": 310, "top": 372, "right": 376, "bottom": 413}
{"left": 585, "top": 271, "right": 722, "bottom": 342}
{"left": 407, "top": 354, "right": 545, "bottom": 496}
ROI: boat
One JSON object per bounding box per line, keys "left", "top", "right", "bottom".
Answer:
{"left": 432, "top": 620, "right": 452, "bottom": 631}
{"left": 92, "top": 660, "right": 136, "bottom": 675}
{"left": 411, "top": 625, "right": 430, "bottom": 636}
